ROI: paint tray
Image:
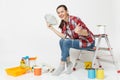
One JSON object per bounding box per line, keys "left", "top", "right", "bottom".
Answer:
{"left": 5, "top": 66, "right": 27, "bottom": 77}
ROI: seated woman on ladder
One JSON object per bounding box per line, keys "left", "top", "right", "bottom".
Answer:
{"left": 46, "top": 4, "right": 95, "bottom": 76}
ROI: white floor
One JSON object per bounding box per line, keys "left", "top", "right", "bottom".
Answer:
{"left": 1, "top": 51, "right": 120, "bottom": 80}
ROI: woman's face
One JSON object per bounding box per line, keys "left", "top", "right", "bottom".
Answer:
{"left": 57, "top": 7, "right": 68, "bottom": 21}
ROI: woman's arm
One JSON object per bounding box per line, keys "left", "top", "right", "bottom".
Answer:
{"left": 47, "top": 23, "right": 66, "bottom": 39}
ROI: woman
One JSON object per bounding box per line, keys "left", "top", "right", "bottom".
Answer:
{"left": 46, "top": 4, "right": 95, "bottom": 76}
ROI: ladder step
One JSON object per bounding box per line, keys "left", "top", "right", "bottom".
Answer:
{"left": 94, "top": 47, "right": 112, "bottom": 51}
{"left": 94, "top": 34, "right": 107, "bottom": 38}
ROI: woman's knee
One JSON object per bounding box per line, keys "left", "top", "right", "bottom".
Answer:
{"left": 59, "top": 38, "right": 64, "bottom": 44}
{"left": 63, "top": 39, "right": 72, "bottom": 46}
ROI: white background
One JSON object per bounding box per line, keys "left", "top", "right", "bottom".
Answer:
{"left": 0, "top": 0, "right": 120, "bottom": 67}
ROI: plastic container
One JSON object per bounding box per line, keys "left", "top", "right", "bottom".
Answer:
{"left": 5, "top": 66, "right": 27, "bottom": 77}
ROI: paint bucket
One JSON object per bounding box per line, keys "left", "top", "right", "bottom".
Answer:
{"left": 88, "top": 68, "right": 96, "bottom": 79}
{"left": 97, "top": 25, "right": 106, "bottom": 34}
{"left": 96, "top": 68, "right": 104, "bottom": 79}
{"left": 34, "top": 67, "right": 42, "bottom": 76}
{"left": 84, "top": 61, "right": 92, "bottom": 69}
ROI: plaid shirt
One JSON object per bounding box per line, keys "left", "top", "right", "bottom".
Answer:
{"left": 60, "top": 15, "right": 95, "bottom": 48}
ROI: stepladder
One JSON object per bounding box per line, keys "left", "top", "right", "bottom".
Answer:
{"left": 92, "top": 34, "right": 115, "bottom": 68}
{"left": 72, "top": 34, "right": 115, "bottom": 71}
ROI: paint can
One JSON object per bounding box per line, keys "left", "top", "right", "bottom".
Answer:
{"left": 96, "top": 68, "right": 104, "bottom": 79}
{"left": 34, "top": 67, "right": 42, "bottom": 76}
{"left": 97, "top": 25, "right": 106, "bottom": 34}
{"left": 88, "top": 68, "right": 96, "bottom": 79}
{"left": 84, "top": 61, "right": 92, "bottom": 69}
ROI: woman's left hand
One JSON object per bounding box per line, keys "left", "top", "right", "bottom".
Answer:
{"left": 74, "top": 23, "right": 81, "bottom": 33}
{"left": 74, "top": 24, "right": 88, "bottom": 36}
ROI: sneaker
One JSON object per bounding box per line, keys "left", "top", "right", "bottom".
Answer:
{"left": 65, "top": 61, "right": 73, "bottom": 74}
{"left": 52, "top": 64, "right": 65, "bottom": 76}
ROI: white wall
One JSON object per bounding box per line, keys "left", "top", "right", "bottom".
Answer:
{"left": 112, "top": 0, "right": 120, "bottom": 61}
{"left": 0, "top": 0, "right": 119, "bottom": 66}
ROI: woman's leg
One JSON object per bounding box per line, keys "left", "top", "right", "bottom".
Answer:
{"left": 60, "top": 39, "right": 72, "bottom": 61}
{"left": 59, "top": 38, "right": 80, "bottom": 61}
{"left": 52, "top": 39, "right": 72, "bottom": 76}
{"left": 60, "top": 39, "right": 95, "bottom": 62}
{"left": 53, "top": 39, "right": 81, "bottom": 76}
{"left": 65, "top": 39, "right": 80, "bottom": 74}
{"left": 52, "top": 39, "right": 66, "bottom": 76}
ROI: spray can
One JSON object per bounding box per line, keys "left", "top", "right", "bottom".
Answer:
{"left": 29, "top": 57, "right": 37, "bottom": 72}
{"left": 20, "top": 58, "right": 26, "bottom": 68}
{"left": 24, "top": 56, "right": 30, "bottom": 67}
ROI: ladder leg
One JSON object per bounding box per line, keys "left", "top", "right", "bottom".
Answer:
{"left": 73, "top": 51, "right": 82, "bottom": 71}
{"left": 92, "top": 35, "right": 102, "bottom": 68}
{"left": 105, "top": 35, "right": 115, "bottom": 64}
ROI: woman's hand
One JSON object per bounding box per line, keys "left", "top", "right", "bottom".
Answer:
{"left": 74, "top": 23, "right": 83, "bottom": 34}
{"left": 74, "top": 23, "right": 81, "bottom": 34}
{"left": 46, "top": 22, "right": 66, "bottom": 38}
{"left": 74, "top": 23, "right": 88, "bottom": 36}
{"left": 46, "top": 22, "right": 54, "bottom": 30}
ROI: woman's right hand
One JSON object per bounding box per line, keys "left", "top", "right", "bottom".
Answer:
{"left": 46, "top": 21, "right": 66, "bottom": 38}
{"left": 46, "top": 22, "right": 54, "bottom": 30}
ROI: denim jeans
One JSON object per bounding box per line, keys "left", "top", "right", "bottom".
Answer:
{"left": 59, "top": 38, "right": 95, "bottom": 61}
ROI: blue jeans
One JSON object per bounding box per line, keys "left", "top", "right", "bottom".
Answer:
{"left": 59, "top": 38, "right": 95, "bottom": 61}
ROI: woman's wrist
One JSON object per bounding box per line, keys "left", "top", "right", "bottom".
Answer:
{"left": 49, "top": 27, "right": 55, "bottom": 31}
